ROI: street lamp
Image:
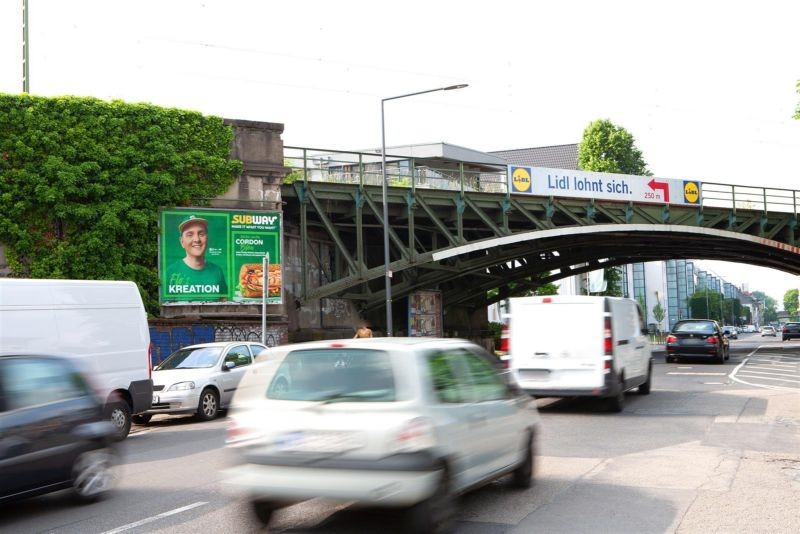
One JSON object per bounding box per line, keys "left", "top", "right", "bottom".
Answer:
{"left": 381, "top": 83, "right": 468, "bottom": 336}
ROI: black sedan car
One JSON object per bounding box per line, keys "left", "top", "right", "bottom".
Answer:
{"left": 666, "top": 320, "right": 729, "bottom": 364}
{"left": 783, "top": 322, "right": 800, "bottom": 341}
{"left": 0, "top": 354, "right": 117, "bottom": 503}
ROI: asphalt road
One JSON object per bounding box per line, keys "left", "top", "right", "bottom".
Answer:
{"left": 2, "top": 334, "right": 799, "bottom": 533}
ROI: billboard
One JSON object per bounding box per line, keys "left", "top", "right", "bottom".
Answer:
{"left": 160, "top": 208, "right": 282, "bottom": 304}
{"left": 508, "top": 166, "right": 702, "bottom": 206}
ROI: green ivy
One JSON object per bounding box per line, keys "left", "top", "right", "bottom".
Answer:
{"left": 0, "top": 93, "right": 242, "bottom": 315}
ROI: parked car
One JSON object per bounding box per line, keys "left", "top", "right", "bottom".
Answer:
{"left": 761, "top": 326, "right": 777, "bottom": 337}
{"left": 0, "top": 279, "right": 153, "bottom": 440}
{"left": 0, "top": 354, "right": 117, "bottom": 503}
{"left": 781, "top": 322, "right": 800, "bottom": 341}
{"left": 722, "top": 326, "right": 738, "bottom": 340}
{"left": 666, "top": 320, "right": 729, "bottom": 363}
{"left": 140, "top": 341, "right": 266, "bottom": 423}
{"left": 506, "top": 295, "right": 652, "bottom": 412}
{"left": 223, "top": 338, "right": 540, "bottom": 532}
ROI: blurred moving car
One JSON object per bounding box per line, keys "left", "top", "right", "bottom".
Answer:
{"left": 666, "top": 320, "right": 729, "bottom": 363}
{"left": 722, "top": 326, "right": 738, "bottom": 340}
{"left": 781, "top": 322, "right": 800, "bottom": 341}
{"left": 0, "top": 279, "right": 153, "bottom": 440}
{"left": 140, "top": 342, "right": 267, "bottom": 423}
{"left": 223, "top": 338, "right": 540, "bottom": 532}
{"left": 0, "top": 354, "right": 117, "bottom": 503}
{"left": 506, "top": 295, "right": 652, "bottom": 412}
{"left": 761, "top": 326, "right": 777, "bottom": 337}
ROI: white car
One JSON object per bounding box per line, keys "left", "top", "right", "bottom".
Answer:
{"left": 136, "top": 341, "right": 266, "bottom": 424}
{"left": 761, "top": 326, "right": 777, "bottom": 337}
{"left": 223, "top": 338, "right": 540, "bottom": 532}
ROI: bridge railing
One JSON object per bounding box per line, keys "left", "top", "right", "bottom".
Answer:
{"left": 284, "top": 147, "right": 798, "bottom": 214}
{"left": 702, "top": 182, "right": 798, "bottom": 214}
{"left": 284, "top": 146, "right": 508, "bottom": 194}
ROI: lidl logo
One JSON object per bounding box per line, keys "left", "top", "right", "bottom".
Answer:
{"left": 510, "top": 166, "right": 532, "bottom": 193}
{"left": 683, "top": 181, "right": 700, "bottom": 204}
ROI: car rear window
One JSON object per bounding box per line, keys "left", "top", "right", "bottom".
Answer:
{"left": 673, "top": 321, "right": 715, "bottom": 334}
{"left": 266, "top": 349, "right": 396, "bottom": 402}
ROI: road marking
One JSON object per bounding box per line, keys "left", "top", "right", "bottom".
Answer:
{"left": 677, "top": 366, "right": 693, "bottom": 369}
{"left": 100, "top": 501, "right": 208, "bottom": 534}
{"left": 703, "top": 382, "right": 725, "bottom": 385}
{"left": 735, "top": 373, "right": 800, "bottom": 384}
{"left": 667, "top": 372, "right": 727, "bottom": 376}
{"left": 735, "top": 368, "right": 800, "bottom": 377}
{"left": 729, "top": 347, "right": 799, "bottom": 391}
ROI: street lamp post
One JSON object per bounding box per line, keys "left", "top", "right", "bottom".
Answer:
{"left": 380, "top": 83, "right": 467, "bottom": 337}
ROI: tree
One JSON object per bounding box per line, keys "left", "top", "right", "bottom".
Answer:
{"left": 577, "top": 119, "right": 651, "bottom": 176}
{"left": 599, "top": 265, "right": 623, "bottom": 297}
{"left": 652, "top": 300, "right": 666, "bottom": 331}
{"left": 0, "top": 94, "right": 242, "bottom": 315}
{"left": 783, "top": 289, "right": 799, "bottom": 318}
{"left": 689, "top": 289, "right": 724, "bottom": 323}
{"left": 752, "top": 291, "right": 779, "bottom": 323}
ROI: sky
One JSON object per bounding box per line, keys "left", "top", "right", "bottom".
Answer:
{"left": 1, "top": 0, "right": 799, "bottom": 304}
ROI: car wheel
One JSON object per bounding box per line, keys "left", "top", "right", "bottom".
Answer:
{"left": 510, "top": 432, "right": 534, "bottom": 489}
{"left": 405, "top": 468, "right": 455, "bottom": 533}
{"left": 72, "top": 448, "right": 116, "bottom": 503}
{"left": 196, "top": 388, "right": 219, "bottom": 421}
{"left": 666, "top": 355, "right": 676, "bottom": 363}
{"left": 106, "top": 396, "right": 131, "bottom": 441}
{"left": 131, "top": 414, "right": 152, "bottom": 425}
{"left": 251, "top": 499, "right": 281, "bottom": 526}
{"left": 606, "top": 375, "right": 625, "bottom": 413}
{"left": 638, "top": 364, "right": 652, "bottom": 395}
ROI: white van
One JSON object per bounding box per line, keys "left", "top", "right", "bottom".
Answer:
{"left": 508, "top": 295, "right": 652, "bottom": 411}
{"left": 0, "top": 279, "right": 153, "bottom": 439}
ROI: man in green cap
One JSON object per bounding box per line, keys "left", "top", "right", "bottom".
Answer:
{"left": 165, "top": 215, "right": 228, "bottom": 300}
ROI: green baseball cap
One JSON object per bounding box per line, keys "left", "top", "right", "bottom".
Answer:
{"left": 178, "top": 214, "right": 208, "bottom": 233}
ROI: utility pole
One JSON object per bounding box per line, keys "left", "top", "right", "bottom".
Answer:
{"left": 22, "top": 0, "right": 29, "bottom": 93}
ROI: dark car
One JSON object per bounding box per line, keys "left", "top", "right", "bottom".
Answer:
{"left": 782, "top": 322, "right": 800, "bottom": 341}
{"left": 666, "top": 320, "right": 729, "bottom": 364}
{"left": 0, "top": 354, "right": 117, "bottom": 504}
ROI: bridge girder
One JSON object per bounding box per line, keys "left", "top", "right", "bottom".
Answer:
{"left": 283, "top": 182, "right": 800, "bottom": 310}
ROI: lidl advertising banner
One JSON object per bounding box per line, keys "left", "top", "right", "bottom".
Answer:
{"left": 160, "top": 208, "right": 282, "bottom": 304}
{"left": 508, "top": 166, "right": 701, "bottom": 206}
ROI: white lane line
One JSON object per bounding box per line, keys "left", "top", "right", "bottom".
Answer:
{"left": 735, "top": 373, "right": 800, "bottom": 384}
{"left": 727, "top": 347, "right": 795, "bottom": 391}
{"left": 735, "top": 368, "right": 800, "bottom": 377}
{"left": 667, "top": 372, "right": 727, "bottom": 376}
{"left": 100, "top": 501, "right": 208, "bottom": 534}
{"left": 703, "top": 382, "right": 725, "bottom": 385}
{"left": 749, "top": 359, "right": 798, "bottom": 366}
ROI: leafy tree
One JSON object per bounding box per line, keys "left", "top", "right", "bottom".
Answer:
{"left": 752, "top": 290, "right": 778, "bottom": 323}
{"left": 599, "top": 265, "right": 623, "bottom": 297}
{"left": 689, "top": 289, "right": 724, "bottom": 323}
{"left": 652, "top": 299, "right": 665, "bottom": 331}
{"left": 783, "top": 288, "right": 799, "bottom": 318}
{"left": 0, "top": 94, "right": 242, "bottom": 315}
{"left": 577, "top": 119, "right": 651, "bottom": 176}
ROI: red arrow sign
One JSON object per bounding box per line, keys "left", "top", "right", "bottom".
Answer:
{"left": 647, "top": 178, "right": 670, "bottom": 202}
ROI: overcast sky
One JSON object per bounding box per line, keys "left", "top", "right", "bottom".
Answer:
{"left": 1, "top": 0, "right": 798, "bottom": 303}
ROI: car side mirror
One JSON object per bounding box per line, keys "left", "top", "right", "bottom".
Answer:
{"left": 224, "top": 361, "right": 235, "bottom": 371}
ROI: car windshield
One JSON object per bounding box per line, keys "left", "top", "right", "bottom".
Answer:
{"left": 673, "top": 321, "right": 715, "bottom": 334}
{"left": 156, "top": 347, "right": 222, "bottom": 370}
{"left": 266, "top": 348, "right": 396, "bottom": 402}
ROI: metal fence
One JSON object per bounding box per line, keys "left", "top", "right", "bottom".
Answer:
{"left": 285, "top": 147, "right": 799, "bottom": 214}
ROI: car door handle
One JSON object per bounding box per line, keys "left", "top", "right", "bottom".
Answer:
{"left": 635, "top": 345, "right": 644, "bottom": 349}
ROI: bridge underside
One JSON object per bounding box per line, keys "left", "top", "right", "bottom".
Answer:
{"left": 283, "top": 182, "right": 800, "bottom": 315}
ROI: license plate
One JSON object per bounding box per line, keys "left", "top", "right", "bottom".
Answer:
{"left": 276, "top": 431, "right": 361, "bottom": 453}
{"left": 519, "top": 369, "right": 550, "bottom": 381}
{"left": 152, "top": 395, "right": 160, "bottom": 404}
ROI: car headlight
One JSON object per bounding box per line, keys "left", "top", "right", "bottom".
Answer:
{"left": 167, "top": 381, "right": 196, "bottom": 391}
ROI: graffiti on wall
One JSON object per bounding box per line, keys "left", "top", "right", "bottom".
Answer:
{"left": 148, "top": 323, "right": 287, "bottom": 365}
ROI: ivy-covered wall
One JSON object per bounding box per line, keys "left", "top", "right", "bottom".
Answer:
{"left": 0, "top": 94, "right": 242, "bottom": 315}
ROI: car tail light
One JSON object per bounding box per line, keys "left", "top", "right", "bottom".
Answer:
{"left": 783, "top": 327, "right": 789, "bottom": 333}
{"left": 707, "top": 336, "right": 718, "bottom": 344}
{"left": 499, "top": 323, "right": 509, "bottom": 353}
{"left": 603, "top": 317, "right": 613, "bottom": 355}
{"left": 666, "top": 335, "right": 677, "bottom": 344}
{"left": 226, "top": 419, "right": 264, "bottom": 447}
{"left": 603, "top": 357, "right": 613, "bottom": 374}
{"left": 392, "top": 418, "right": 436, "bottom": 453}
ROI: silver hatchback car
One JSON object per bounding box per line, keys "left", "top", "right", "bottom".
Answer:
{"left": 223, "top": 338, "right": 540, "bottom": 532}
{"left": 136, "top": 341, "right": 266, "bottom": 424}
